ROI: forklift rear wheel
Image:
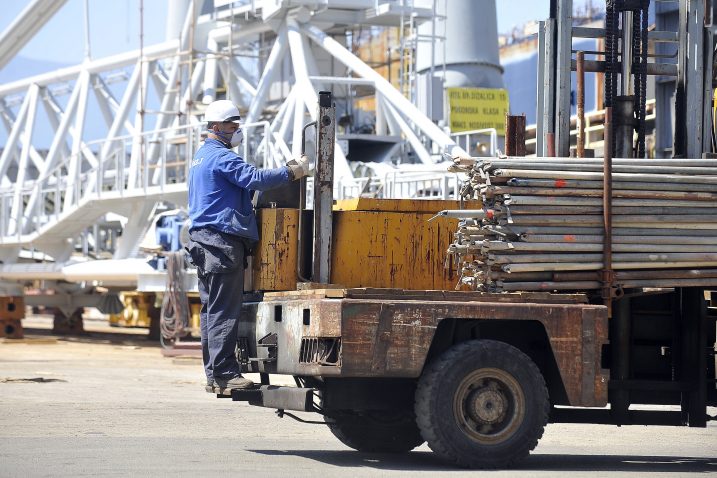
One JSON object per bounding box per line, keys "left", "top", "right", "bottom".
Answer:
{"left": 415, "top": 339, "right": 549, "bottom": 469}
{"left": 325, "top": 410, "right": 424, "bottom": 453}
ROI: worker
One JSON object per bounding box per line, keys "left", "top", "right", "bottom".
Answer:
{"left": 187, "top": 99, "right": 309, "bottom": 391}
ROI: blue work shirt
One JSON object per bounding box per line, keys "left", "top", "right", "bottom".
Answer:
{"left": 188, "top": 138, "right": 290, "bottom": 241}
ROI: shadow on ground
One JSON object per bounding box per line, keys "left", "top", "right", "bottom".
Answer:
{"left": 249, "top": 449, "right": 717, "bottom": 473}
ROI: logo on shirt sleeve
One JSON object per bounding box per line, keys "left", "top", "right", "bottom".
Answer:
{"left": 190, "top": 156, "right": 204, "bottom": 168}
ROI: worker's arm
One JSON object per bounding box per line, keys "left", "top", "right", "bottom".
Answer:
{"left": 219, "top": 152, "right": 290, "bottom": 191}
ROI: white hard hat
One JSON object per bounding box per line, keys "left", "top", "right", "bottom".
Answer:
{"left": 204, "top": 100, "right": 241, "bottom": 123}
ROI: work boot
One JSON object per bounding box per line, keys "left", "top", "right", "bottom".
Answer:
{"left": 214, "top": 375, "right": 254, "bottom": 390}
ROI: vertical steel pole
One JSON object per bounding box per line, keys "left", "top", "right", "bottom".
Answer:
{"left": 621, "top": 11, "right": 634, "bottom": 96}
{"left": 603, "top": 106, "right": 614, "bottom": 318}
{"left": 536, "top": 21, "right": 547, "bottom": 157}
{"left": 542, "top": 19, "right": 557, "bottom": 157}
{"left": 702, "top": 28, "right": 714, "bottom": 155}
{"left": 686, "top": 0, "right": 705, "bottom": 159}
{"left": 554, "top": 0, "right": 573, "bottom": 157}
{"left": 83, "top": 0, "right": 91, "bottom": 60}
{"left": 505, "top": 114, "right": 526, "bottom": 156}
{"left": 610, "top": 295, "right": 631, "bottom": 424}
{"left": 577, "top": 50, "right": 586, "bottom": 158}
{"left": 313, "top": 91, "right": 335, "bottom": 284}
{"left": 680, "top": 287, "right": 708, "bottom": 427}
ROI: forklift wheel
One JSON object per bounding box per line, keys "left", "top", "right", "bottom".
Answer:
{"left": 325, "top": 410, "right": 424, "bottom": 453}
{"left": 415, "top": 339, "right": 549, "bottom": 469}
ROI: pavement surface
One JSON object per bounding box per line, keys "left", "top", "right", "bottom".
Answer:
{"left": 0, "top": 316, "right": 715, "bottom": 477}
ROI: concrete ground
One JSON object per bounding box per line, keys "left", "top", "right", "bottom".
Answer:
{"left": 0, "top": 316, "right": 715, "bottom": 478}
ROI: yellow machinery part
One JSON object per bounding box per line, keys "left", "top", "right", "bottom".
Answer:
{"left": 331, "top": 207, "right": 459, "bottom": 291}
{"left": 109, "top": 292, "right": 153, "bottom": 328}
{"left": 252, "top": 208, "right": 299, "bottom": 291}
{"left": 109, "top": 292, "right": 201, "bottom": 330}
{"left": 189, "top": 301, "right": 201, "bottom": 330}
{"left": 253, "top": 199, "right": 480, "bottom": 291}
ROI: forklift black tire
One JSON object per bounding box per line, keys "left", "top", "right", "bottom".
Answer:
{"left": 415, "top": 339, "right": 549, "bottom": 469}
{"left": 325, "top": 410, "right": 424, "bottom": 453}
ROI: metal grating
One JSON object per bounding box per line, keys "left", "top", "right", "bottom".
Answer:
{"left": 299, "top": 337, "right": 341, "bottom": 366}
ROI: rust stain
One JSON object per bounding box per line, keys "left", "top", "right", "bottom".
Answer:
{"left": 336, "top": 295, "right": 607, "bottom": 407}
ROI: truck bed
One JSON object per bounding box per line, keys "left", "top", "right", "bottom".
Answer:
{"left": 241, "top": 287, "right": 608, "bottom": 408}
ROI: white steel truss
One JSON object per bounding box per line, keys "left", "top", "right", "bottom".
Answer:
{"left": 0, "top": 0, "right": 467, "bottom": 273}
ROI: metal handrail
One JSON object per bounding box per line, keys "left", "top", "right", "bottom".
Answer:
{"left": 0, "top": 119, "right": 283, "bottom": 239}
{"left": 450, "top": 128, "right": 498, "bottom": 157}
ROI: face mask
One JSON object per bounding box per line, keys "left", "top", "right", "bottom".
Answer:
{"left": 214, "top": 127, "right": 243, "bottom": 148}
{"left": 230, "top": 128, "right": 243, "bottom": 147}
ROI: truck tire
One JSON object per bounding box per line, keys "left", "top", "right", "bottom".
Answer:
{"left": 415, "top": 339, "right": 549, "bottom": 468}
{"left": 325, "top": 410, "right": 424, "bottom": 453}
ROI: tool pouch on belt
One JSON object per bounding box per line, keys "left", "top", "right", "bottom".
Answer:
{"left": 185, "top": 227, "right": 253, "bottom": 273}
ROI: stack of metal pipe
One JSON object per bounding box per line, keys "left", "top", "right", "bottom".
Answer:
{"left": 446, "top": 156, "right": 717, "bottom": 292}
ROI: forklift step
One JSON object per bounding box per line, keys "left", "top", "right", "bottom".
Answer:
{"left": 206, "top": 384, "right": 316, "bottom": 412}
{"left": 204, "top": 384, "right": 316, "bottom": 412}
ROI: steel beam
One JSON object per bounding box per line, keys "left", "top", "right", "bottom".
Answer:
{"left": 384, "top": 102, "right": 432, "bottom": 164}
{"left": 313, "top": 91, "right": 335, "bottom": 284}
{"left": 569, "top": 59, "right": 679, "bottom": 77}
{"left": 0, "top": 41, "right": 178, "bottom": 97}
{"left": 245, "top": 25, "right": 288, "bottom": 125}
{"left": 536, "top": 20, "right": 554, "bottom": 157}
{"left": 0, "top": 0, "right": 69, "bottom": 70}
{"left": 9, "top": 85, "right": 39, "bottom": 235}
{"left": 301, "top": 23, "right": 467, "bottom": 159}
{"left": 64, "top": 71, "right": 91, "bottom": 210}
{"left": 0, "top": 93, "right": 32, "bottom": 183}
{"left": 554, "top": 0, "right": 573, "bottom": 157}
{"left": 685, "top": 0, "right": 705, "bottom": 159}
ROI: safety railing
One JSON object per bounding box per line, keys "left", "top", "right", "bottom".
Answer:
{"left": 302, "top": 168, "right": 463, "bottom": 208}
{"left": 0, "top": 121, "right": 278, "bottom": 242}
{"left": 450, "top": 128, "right": 498, "bottom": 157}
{"left": 1, "top": 121, "right": 460, "bottom": 242}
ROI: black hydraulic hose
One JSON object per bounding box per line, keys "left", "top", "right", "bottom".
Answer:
{"left": 632, "top": 8, "right": 642, "bottom": 157}
{"left": 160, "top": 251, "right": 190, "bottom": 347}
{"left": 638, "top": 0, "right": 649, "bottom": 158}
{"left": 604, "top": 0, "right": 620, "bottom": 157}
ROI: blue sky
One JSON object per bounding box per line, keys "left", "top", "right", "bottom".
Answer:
{"left": 0, "top": 0, "right": 167, "bottom": 67}
{"left": 0, "top": 1, "right": 592, "bottom": 68}
{"left": 496, "top": 1, "right": 549, "bottom": 32}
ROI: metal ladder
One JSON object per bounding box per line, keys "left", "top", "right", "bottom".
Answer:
{"left": 398, "top": 0, "right": 417, "bottom": 102}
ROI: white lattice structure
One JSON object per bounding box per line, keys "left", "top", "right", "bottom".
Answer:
{"left": 0, "top": 0, "right": 468, "bottom": 289}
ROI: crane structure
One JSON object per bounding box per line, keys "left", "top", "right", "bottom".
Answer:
{"left": 0, "top": 0, "right": 473, "bottom": 325}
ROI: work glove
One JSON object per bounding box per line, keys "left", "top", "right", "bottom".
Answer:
{"left": 287, "top": 154, "right": 311, "bottom": 180}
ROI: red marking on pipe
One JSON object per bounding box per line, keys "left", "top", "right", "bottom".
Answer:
{"left": 564, "top": 235, "right": 576, "bottom": 242}
{"left": 555, "top": 179, "right": 567, "bottom": 188}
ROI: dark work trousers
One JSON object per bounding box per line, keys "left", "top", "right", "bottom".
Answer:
{"left": 187, "top": 228, "right": 248, "bottom": 383}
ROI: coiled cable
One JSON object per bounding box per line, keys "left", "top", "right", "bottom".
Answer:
{"left": 160, "top": 252, "right": 190, "bottom": 347}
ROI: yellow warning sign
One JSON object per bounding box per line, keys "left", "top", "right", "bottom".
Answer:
{"left": 447, "top": 88, "right": 510, "bottom": 135}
